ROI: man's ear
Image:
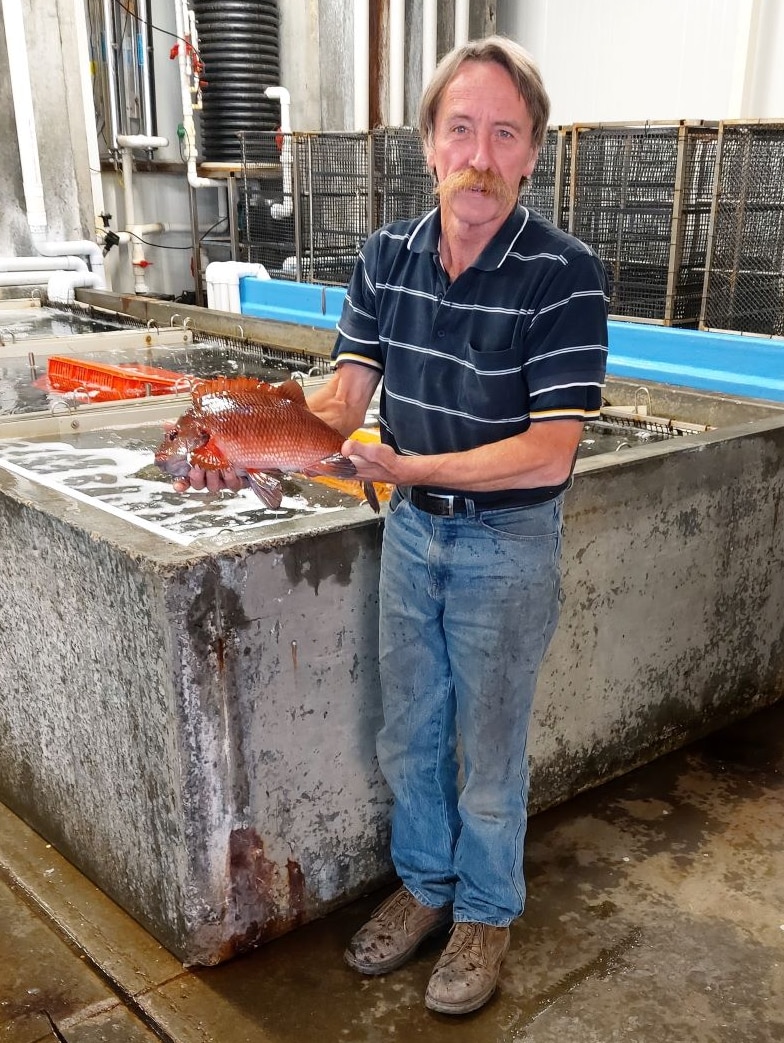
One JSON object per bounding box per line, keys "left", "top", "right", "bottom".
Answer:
{"left": 424, "top": 140, "right": 436, "bottom": 176}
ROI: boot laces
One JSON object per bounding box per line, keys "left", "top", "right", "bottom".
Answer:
{"left": 373, "top": 888, "right": 415, "bottom": 929}
{"left": 450, "top": 922, "right": 485, "bottom": 962}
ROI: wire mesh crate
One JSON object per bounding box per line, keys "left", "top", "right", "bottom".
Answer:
{"left": 239, "top": 131, "right": 295, "bottom": 278}
{"left": 372, "top": 127, "right": 435, "bottom": 226}
{"left": 241, "top": 129, "right": 435, "bottom": 285}
{"left": 568, "top": 122, "right": 718, "bottom": 326}
{"left": 701, "top": 121, "right": 784, "bottom": 336}
{"left": 236, "top": 122, "right": 784, "bottom": 341}
{"left": 295, "top": 133, "right": 372, "bottom": 285}
{"left": 524, "top": 127, "right": 570, "bottom": 229}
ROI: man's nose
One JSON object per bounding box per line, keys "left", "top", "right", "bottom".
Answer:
{"left": 470, "top": 129, "right": 493, "bottom": 170}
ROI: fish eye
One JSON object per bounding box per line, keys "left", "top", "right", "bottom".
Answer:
{"left": 168, "top": 429, "right": 178, "bottom": 441}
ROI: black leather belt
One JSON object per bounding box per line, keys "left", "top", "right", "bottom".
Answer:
{"left": 406, "top": 487, "right": 470, "bottom": 517}
{"left": 401, "top": 485, "right": 559, "bottom": 517}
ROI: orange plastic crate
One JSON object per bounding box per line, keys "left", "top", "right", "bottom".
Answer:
{"left": 47, "top": 355, "right": 191, "bottom": 401}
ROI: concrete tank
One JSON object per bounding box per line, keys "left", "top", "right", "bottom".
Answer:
{"left": 0, "top": 301, "right": 783, "bottom": 965}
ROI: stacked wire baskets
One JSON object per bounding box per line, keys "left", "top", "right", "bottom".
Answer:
{"left": 238, "top": 121, "right": 784, "bottom": 337}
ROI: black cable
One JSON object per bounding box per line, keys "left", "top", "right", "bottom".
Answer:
{"left": 114, "top": 0, "right": 200, "bottom": 59}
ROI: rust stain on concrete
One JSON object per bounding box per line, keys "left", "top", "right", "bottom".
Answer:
{"left": 214, "top": 827, "right": 309, "bottom": 960}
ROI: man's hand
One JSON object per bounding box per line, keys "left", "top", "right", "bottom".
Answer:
{"left": 341, "top": 438, "right": 403, "bottom": 485}
{"left": 171, "top": 466, "right": 248, "bottom": 494}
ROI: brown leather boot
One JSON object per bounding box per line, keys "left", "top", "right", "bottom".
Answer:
{"left": 344, "top": 887, "right": 452, "bottom": 975}
{"left": 424, "top": 921, "right": 511, "bottom": 1014}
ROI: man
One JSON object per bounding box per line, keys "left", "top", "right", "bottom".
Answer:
{"left": 180, "top": 35, "right": 608, "bottom": 1016}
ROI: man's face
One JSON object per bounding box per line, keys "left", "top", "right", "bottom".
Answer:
{"left": 426, "top": 60, "right": 540, "bottom": 230}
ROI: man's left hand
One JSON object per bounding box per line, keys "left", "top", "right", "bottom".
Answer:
{"left": 342, "top": 439, "right": 403, "bottom": 485}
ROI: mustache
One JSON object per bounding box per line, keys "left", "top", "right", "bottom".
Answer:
{"left": 435, "top": 168, "right": 517, "bottom": 208}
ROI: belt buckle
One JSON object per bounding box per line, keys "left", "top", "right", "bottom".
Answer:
{"left": 430, "top": 493, "right": 455, "bottom": 517}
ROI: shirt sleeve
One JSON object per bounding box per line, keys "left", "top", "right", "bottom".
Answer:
{"left": 524, "top": 246, "right": 609, "bottom": 422}
{"left": 331, "top": 233, "right": 385, "bottom": 373}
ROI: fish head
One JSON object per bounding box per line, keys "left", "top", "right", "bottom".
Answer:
{"left": 154, "top": 412, "right": 210, "bottom": 477}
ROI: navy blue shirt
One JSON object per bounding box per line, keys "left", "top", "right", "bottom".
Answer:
{"left": 333, "top": 204, "right": 609, "bottom": 501}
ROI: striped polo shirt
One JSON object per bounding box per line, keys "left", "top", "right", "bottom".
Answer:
{"left": 332, "top": 204, "right": 609, "bottom": 503}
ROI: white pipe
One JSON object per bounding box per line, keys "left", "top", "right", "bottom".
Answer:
{"left": 389, "top": 0, "right": 405, "bottom": 126}
{"left": 0, "top": 256, "right": 87, "bottom": 273}
{"left": 47, "top": 270, "right": 103, "bottom": 304}
{"left": 422, "top": 0, "right": 438, "bottom": 94}
{"left": 205, "top": 261, "right": 269, "bottom": 314}
{"left": 35, "top": 241, "right": 105, "bottom": 289}
{"left": 116, "top": 134, "right": 168, "bottom": 151}
{"left": 174, "top": 0, "right": 221, "bottom": 188}
{"left": 353, "top": 0, "right": 370, "bottom": 131}
{"left": 105, "top": 224, "right": 198, "bottom": 246}
{"left": 265, "top": 86, "right": 294, "bottom": 219}
{"left": 454, "top": 0, "right": 470, "bottom": 46}
{"left": 2, "top": 0, "right": 47, "bottom": 240}
{"left": 116, "top": 136, "right": 169, "bottom": 294}
{"left": 0, "top": 271, "right": 57, "bottom": 287}
{"left": 119, "top": 144, "right": 140, "bottom": 284}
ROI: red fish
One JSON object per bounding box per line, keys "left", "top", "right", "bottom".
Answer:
{"left": 154, "top": 376, "right": 379, "bottom": 512}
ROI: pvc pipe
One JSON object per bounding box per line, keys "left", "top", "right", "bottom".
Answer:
{"left": 0, "top": 271, "right": 54, "bottom": 287}
{"left": 116, "top": 134, "right": 168, "bottom": 151}
{"left": 353, "top": 0, "right": 370, "bottom": 131}
{"left": 107, "top": 224, "right": 195, "bottom": 243}
{"left": 205, "top": 261, "right": 269, "bottom": 313}
{"left": 389, "top": 0, "right": 405, "bottom": 126}
{"left": 117, "top": 139, "right": 171, "bottom": 294}
{"left": 2, "top": 0, "right": 47, "bottom": 240}
{"left": 174, "top": 0, "right": 220, "bottom": 189}
{"left": 422, "top": 0, "right": 438, "bottom": 94}
{"left": 47, "top": 270, "right": 103, "bottom": 304}
{"left": 454, "top": 0, "right": 470, "bottom": 46}
{"left": 0, "top": 255, "right": 87, "bottom": 273}
{"left": 265, "top": 86, "right": 293, "bottom": 220}
{"left": 35, "top": 240, "right": 105, "bottom": 289}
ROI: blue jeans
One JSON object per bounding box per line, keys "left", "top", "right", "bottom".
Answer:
{"left": 377, "top": 490, "right": 563, "bottom": 927}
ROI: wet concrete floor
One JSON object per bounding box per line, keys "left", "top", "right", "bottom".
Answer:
{"left": 2, "top": 701, "right": 783, "bottom": 1043}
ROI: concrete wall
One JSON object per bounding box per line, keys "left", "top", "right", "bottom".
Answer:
{"left": 0, "top": 378, "right": 782, "bottom": 965}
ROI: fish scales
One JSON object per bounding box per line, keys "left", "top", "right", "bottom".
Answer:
{"left": 154, "top": 376, "right": 380, "bottom": 513}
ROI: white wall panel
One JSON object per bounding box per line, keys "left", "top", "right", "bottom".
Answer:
{"left": 497, "top": 0, "right": 784, "bottom": 124}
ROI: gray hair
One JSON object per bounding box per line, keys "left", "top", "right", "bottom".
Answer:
{"left": 418, "top": 35, "right": 551, "bottom": 151}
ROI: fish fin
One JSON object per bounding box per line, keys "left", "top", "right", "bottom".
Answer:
{"left": 192, "top": 376, "right": 273, "bottom": 403}
{"left": 301, "top": 452, "right": 359, "bottom": 480}
{"left": 190, "top": 440, "right": 231, "bottom": 470}
{"left": 246, "top": 470, "right": 284, "bottom": 509}
{"left": 267, "top": 379, "right": 308, "bottom": 405}
{"left": 362, "top": 482, "right": 381, "bottom": 514}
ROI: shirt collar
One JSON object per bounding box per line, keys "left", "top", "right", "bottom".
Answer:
{"left": 407, "top": 204, "right": 530, "bottom": 271}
